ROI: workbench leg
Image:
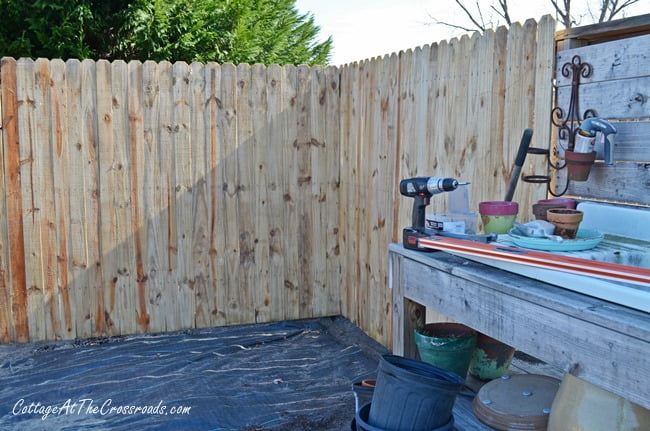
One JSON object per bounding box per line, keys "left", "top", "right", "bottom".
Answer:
{"left": 403, "top": 298, "right": 426, "bottom": 359}
{"left": 391, "top": 252, "right": 426, "bottom": 359}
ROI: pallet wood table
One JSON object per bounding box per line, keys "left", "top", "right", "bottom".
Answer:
{"left": 389, "top": 243, "right": 650, "bottom": 410}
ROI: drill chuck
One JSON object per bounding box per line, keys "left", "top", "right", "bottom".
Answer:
{"left": 427, "top": 177, "right": 459, "bottom": 194}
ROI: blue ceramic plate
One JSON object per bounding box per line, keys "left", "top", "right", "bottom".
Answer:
{"left": 507, "top": 228, "right": 604, "bottom": 251}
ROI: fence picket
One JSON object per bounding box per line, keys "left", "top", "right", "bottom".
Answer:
{"left": 172, "top": 61, "right": 195, "bottom": 330}
{"left": 65, "top": 59, "right": 90, "bottom": 339}
{"left": 141, "top": 60, "right": 166, "bottom": 333}
{"left": 190, "top": 61, "right": 211, "bottom": 329}
{"left": 235, "top": 63, "right": 256, "bottom": 324}
{"left": 265, "top": 64, "right": 286, "bottom": 322}
{"left": 324, "top": 66, "right": 341, "bottom": 317}
{"left": 3, "top": 58, "right": 29, "bottom": 342}
{"left": 96, "top": 59, "right": 114, "bottom": 335}
{"left": 251, "top": 64, "right": 272, "bottom": 323}
{"left": 281, "top": 64, "right": 300, "bottom": 321}
{"left": 218, "top": 63, "right": 242, "bottom": 325}
{"left": 308, "top": 66, "right": 326, "bottom": 317}
{"left": 34, "top": 58, "right": 59, "bottom": 341}
{"left": 50, "top": 59, "right": 75, "bottom": 340}
{"left": 128, "top": 60, "right": 149, "bottom": 333}
{"left": 17, "top": 58, "right": 46, "bottom": 341}
{"left": 158, "top": 61, "right": 176, "bottom": 332}
{"left": 0, "top": 58, "right": 13, "bottom": 343}
{"left": 205, "top": 62, "right": 226, "bottom": 327}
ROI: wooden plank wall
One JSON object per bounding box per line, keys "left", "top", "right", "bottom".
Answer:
{"left": 554, "top": 33, "right": 650, "bottom": 204}
{"left": 0, "top": 58, "right": 341, "bottom": 343}
{"left": 339, "top": 16, "right": 555, "bottom": 346}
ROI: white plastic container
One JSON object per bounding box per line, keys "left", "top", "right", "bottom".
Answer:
{"left": 426, "top": 213, "right": 478, "bottom": 234}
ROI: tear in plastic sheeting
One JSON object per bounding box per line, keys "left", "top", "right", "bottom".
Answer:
{"left": 0, "top": 317, "right": 386, "bottom": 430}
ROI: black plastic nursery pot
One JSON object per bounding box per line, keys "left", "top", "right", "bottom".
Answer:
{"left": 368, "top": 355, "right": 464, "bottom": 431}
{"left": 357, "top": 403, "right": 455, "bottom": 431}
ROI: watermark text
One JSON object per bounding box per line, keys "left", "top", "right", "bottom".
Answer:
{"left": 12, "top": 398, "right": 191, "bottom": 421}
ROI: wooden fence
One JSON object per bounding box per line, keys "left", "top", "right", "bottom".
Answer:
{"left": 0, "top": 16, "right": 555, "bottom": 346}
{"left": 0, "top": 59, "right": 341, "bottom": 343}
{"left": 340, "top": 17, "right": 555, "bottom": 345}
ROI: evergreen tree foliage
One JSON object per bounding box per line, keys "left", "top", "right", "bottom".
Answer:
{"left": 0, "top": 0, "right": 332, "bottom": 65}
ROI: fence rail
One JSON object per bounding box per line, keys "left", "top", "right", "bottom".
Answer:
{"left": 0, "top": 16, "right": 556, "bottom": 345}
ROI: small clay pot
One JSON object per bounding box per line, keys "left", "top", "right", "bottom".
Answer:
{"left": 532, "top": 203, "right": 565, "bottom": 221}
{"left": 532, "top": 198, "right": 577, "bottom": 221}
{"left": 536, "top": 198, "right": 577, "bottom": 210}
{"left": 546, "top": 208, "right": 584, "bottom": 239}
{"left": 564, "top": 150, "right": 596, "bottom": 181}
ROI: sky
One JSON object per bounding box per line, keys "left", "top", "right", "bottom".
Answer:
{"left": 295, "top": 0, "right": 650, "bottom": 66}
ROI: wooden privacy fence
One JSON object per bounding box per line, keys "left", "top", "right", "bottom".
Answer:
{"left": 340, "top": 17, "right": 555, "bottom": 345}
{"left": 0, "top": 59, "right": 341, "bottom": 343}
{"left": 0, "top": 16, "right": 555, "bottom": 346}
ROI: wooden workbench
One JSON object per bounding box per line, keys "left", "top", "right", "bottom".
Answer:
{"left": 389, "top": 243, "right": 650, "bottom": 410}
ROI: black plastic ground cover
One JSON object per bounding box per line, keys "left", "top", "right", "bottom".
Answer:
{"left": 0, "top": 317, "right": 387, "bottom": 431}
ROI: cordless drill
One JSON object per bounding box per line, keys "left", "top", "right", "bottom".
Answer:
{"left": 400, "top": 177, "right": 468, "bottom": 250}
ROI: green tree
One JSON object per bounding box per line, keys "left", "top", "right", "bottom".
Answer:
{"left": 0, "top": 0, "right": 332, "bottom": 65}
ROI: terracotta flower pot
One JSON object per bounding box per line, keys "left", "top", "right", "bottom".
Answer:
{"left": 546, "top": 208, "right": 584, "bottom": 239}
{"left": 536, "top": 198, "right": 577, "bottom": 209}
{"left": 564, "top": 150, "right": 596, "bottom": 181}
{"left": 532, "top": 203, "right": 566, "bottom": 221}
{"left": 532, "top": 198, "right": 577, "bottom": 221}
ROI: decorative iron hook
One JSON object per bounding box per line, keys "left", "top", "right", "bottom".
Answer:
{"left": 551, "top": 55, "right": 597, "bottom": 152}
{"left": 525, "top": 55, "right": 597, "bottom": 197}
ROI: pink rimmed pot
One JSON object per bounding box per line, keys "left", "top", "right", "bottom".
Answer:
{"left": 479, "top": 201, "right": 518, "bottom": 234}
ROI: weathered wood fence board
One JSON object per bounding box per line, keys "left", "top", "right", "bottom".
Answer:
{"left": 0, "top": 16, "right": 557, "bottom": 346}
{"left": 554, "top": 32, "right": 650, "bottom": 203}
{"left": 2, "top": 58, "right": 29, "bottom": 343}
{"left": 280, "top": 64, "right": 301, "bottom": 323}
{"left": 264, "top": 64, "right": 283, "bottom": 323}
{"left": 50, "top": 59, "right": 75, "bottom": 341}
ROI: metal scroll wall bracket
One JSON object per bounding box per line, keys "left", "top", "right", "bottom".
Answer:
{"left": 523, "top": 55, "right": 596, "bottom": 197}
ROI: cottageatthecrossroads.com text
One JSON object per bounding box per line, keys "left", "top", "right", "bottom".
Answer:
{"left": 11, "top": 398, "right": 192, "bottom": 421}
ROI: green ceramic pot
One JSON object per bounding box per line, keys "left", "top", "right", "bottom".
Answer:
{"left": 468, "top": 333, "right": 515, "bottom": 380}
{"left": 414, "top": 323, "right": 477, "bottom": 378}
